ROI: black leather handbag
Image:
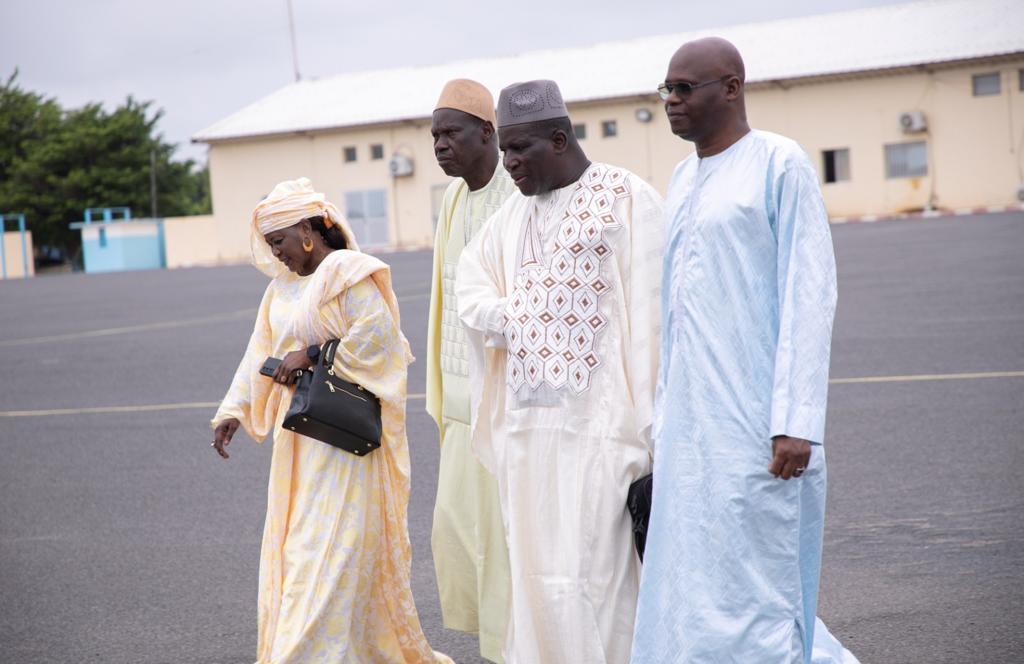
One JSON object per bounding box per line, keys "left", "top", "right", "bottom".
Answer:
{"left": 283, "top": 339, "right": 383, "bottom": 456}
{"left": 626, "top": 473, "right": 653, "bottom": 562}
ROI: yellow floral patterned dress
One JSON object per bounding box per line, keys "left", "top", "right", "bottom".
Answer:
{"left": 213, "top": 249, "right": 451, "bottom": 664}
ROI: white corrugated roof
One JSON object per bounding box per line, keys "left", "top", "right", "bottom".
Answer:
{"left": 193, "top": 0, "right": 1024, "bottom": 143}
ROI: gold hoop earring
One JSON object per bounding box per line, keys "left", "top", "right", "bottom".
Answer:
{"left": 302, "top": 236, "right": 314, "bottom": 253}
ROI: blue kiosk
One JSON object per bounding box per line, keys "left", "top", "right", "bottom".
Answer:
{"left": 70, "top": 207, "right": 166, "bottom": 274}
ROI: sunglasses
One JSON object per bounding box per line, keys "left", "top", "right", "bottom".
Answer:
{"left": 657, "top": 77, "right": 727, "bottom": 100}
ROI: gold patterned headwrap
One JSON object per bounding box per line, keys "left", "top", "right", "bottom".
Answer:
{"left": 250, "top": 177, "right": 360, "bottom": 278}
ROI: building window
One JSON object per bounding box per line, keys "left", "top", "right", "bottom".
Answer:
{"left": 884, "top": 141, "right": 928, "bottom": 179}
{"left": 98, "top": 227, "right": 107, "bottom": 248}
{"left": 573, "top": 123, "right": 587, "bottom": 140}
{"left": 972, "top": 72, "right": 1001, "bottom": 96}
{"left": 1019, "top": 69, "right": 1024, "bottom": 91}
{"left": 822, "top": 149, "right": 850, "bottom": 184}
{"left": 343, "top": 146, "right": 357, "bottom": 163}
{"left": 370, "top": 144, "right": 384, "bottom": 160}
{"left": 345, "top": 189, "right": 389, "bottom": 247}
{"left": 601, "top": 120, "right": 618, "bottom": 138}
{"left": 431, "top": 183, "right": 450, "bottom": 230}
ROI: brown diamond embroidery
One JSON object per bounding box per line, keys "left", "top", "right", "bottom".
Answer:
{"left": 504, "top": 164, "right": 632, "bottom": 396}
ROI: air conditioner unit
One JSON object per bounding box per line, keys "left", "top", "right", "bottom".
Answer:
{"left": 388, "top": 154, "right": 414, "bottom": 177}
{"left": 899, "top": 111, "right": 927, "bottom": 134}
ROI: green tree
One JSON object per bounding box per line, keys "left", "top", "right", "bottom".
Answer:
{"left": 0, "top": 71, "right": 211, "bottom": 252}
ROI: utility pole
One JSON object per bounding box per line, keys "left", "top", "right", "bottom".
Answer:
{"left": 150, "top": 148, "right": 158, "bottom": 218}
{"left": 287, "top": 0, "right": 301, "bottom": 82}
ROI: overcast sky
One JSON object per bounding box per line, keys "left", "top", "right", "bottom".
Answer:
{"left": 2, "top": 0, "right": 910, "bottom": 164}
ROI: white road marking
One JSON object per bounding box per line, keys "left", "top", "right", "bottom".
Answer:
{"left": 829, "top": 371, "right": 1024, "bottom": 385}
{"left": 0, "top": 393, "right": 428, "bottom": 417}
{"left": 0, "top": 291, "right": 432, "bottom": 348}
{"left": 0, "top": 308, "right": 256, "bottom": 347}
{"left": 2, "top": 372, "right": 1020, "bottom": 418}
{"left": 3, "top": 372, "right": 1022, "bottom": 418}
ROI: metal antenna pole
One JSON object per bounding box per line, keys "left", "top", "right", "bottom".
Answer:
{"left": 287, "top": 0, "right": 301, "bottom": 82}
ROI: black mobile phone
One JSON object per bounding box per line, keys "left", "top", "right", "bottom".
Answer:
{"left": 259, "top": 357, "right": 282, "bottom": 377}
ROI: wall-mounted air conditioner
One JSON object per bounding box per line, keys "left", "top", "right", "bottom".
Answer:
{"left": 899, "top": 111, "right": 927, "bottom": 134}
{"left": 388, "top": 155, "right": 414, "bottom": 177}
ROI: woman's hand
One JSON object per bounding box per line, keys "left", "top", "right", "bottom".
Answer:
{"left": 212, "top": 418, "right": 240, "bottom": 459}
{"left": 272, "top": 349, "right": 315, "bottom": 385}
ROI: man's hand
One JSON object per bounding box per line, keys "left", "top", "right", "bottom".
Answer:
{"left": 212, "top": 418, "right": 240, "bottom": 460}
{"left": 272, "top": 349, "right": 315, "bottom": 385}
{"left": 768, "top": 435, "right": 812, "bottom": 480}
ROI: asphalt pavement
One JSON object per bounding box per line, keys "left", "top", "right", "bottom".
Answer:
{"left": 0, "top": 211, "right": 1021, "bottom": 663}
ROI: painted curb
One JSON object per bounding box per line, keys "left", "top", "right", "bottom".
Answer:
{"left": 830, "top": 204, "right": 1024, "bottom": 225}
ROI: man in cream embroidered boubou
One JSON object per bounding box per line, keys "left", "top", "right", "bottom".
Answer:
{"left": 456, "top": 80, "right": 663, "bottom": 664}
{"left": 425, "top": 79, "right": 515, "bottom": 664}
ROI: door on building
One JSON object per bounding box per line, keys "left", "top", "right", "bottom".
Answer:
{"left": 344, "top": 189, "right": 390, "bottom": 248}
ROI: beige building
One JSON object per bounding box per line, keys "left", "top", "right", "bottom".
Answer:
{"left": 187, "top": 0, "right": 1023, "bottom": 265}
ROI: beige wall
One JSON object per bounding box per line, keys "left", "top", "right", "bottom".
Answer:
{"left": 753, "top": 60, "right": 1024, "bottom": 215}
{"left": 207, "top": 121, "right": 453, "bottom": 264}
{"left": 201, "top": 56, "right": 1024, "bottom": 262}
{"left": 1, "top": 230, "right": 34, "bottom": 279}
{"left": 163, "top": 215, "right": 219, "bottom": 268}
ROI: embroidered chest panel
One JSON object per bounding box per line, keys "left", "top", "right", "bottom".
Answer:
{"left": 505, "top": 165, "right": 631, "bottom": 395}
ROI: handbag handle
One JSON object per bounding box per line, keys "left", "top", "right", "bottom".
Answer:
{"left": 321, "top": 338, "right": 341, "bottom": 369}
